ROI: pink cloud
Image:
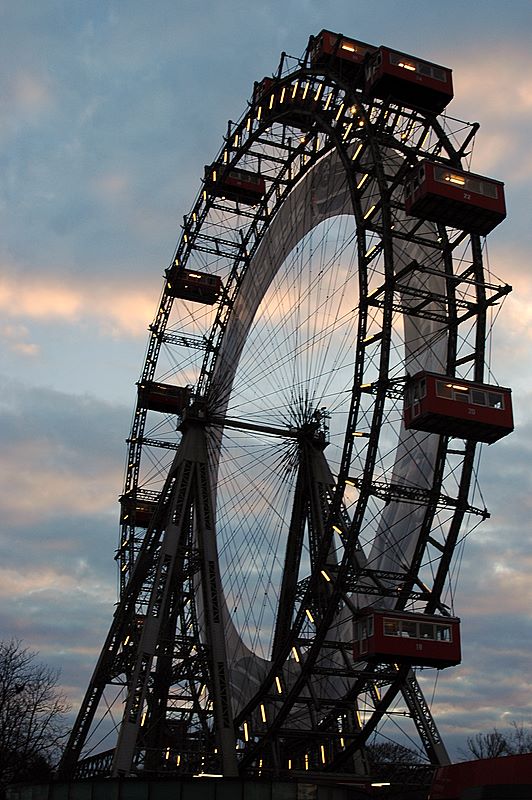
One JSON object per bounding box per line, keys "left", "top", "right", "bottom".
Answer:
{"left": 451, "top": 46, "right": 532, "bottom": 120}
{"left": 0, "top": 324, "right": 40, "bottom": 356}
{"left": 448, "top": 46, "right": 532, "bottom": 181}
{"left": 0, "top": 269, "right": 158, "bottom": 337}
{"left": 11, "top": 73, "right": 54, "bottom": 115}
{"left": 0, "top": 440, "right": 121, "bottom": 525}
{"left": 91, "top": 172, "right": 131, "bottom": 199}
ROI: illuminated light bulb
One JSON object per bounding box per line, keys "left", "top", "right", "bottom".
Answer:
{"left": 321, "top": 569, "right": 331, "bottom": 582}
{"left": 320, "top": 745, "right": 326, "bottom": 764}
{"left": 275, "top": 676, "right": 282, "bottom": 694}
{"left": 352, "top": 142, "right": 364, "bottom": 161}
{"left": 260, "top": 704, "right": 267, "bottom": 723}
{"left": 243, "top": 721, "right": 249, "bottom": 741}
{"left": 334, "top": 102, "right": 345, "bottom": 121}
{"left": 305, "top": 608, "right": 315, "bottom": 622}
{"left": 332, "top": 525, "right": 343, "bottom": 536}
{"left": 341, "top": 43, "right": 356, "bottom": 52}
{"left": 292, "top": 646, "right": 300, "bottom": 662}
{"left": 357, "top": 174, "right": 369, "bottom": 189}
{"left": 363, "top": 204, "right": 376, "bottom": 219}
{"left": 445, "top": 174, "right": 466, "bottom": 186}
{"left": 398, "top": 61, "right": 416, "bottom": 72}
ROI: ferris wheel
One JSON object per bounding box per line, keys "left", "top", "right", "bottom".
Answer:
{"left": 61, "top": 30, "right": 513, "bottom": 782}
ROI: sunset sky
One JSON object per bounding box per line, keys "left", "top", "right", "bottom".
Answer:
{"left": 2, "top": 0, "right": 532, "bottom": 759}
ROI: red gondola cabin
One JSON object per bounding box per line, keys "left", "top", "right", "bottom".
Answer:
{"left": 204, "top": 164, "right": 266, "bottom": 206}
{"left": 137, "top": 381, "right": 191, "bottom": 415}
{"left": 404, "top": 371, "right": 513, "bottom": 444}
{"left": 120, "top": 493, "right": 158, "bottom": 528}
{"left": 253, "top": 76, "right": 322, "bottom": 132}
{"left": 365, "top": 46, "right": 453, "bottom": 113}
{"left": 405, "top": 160, "right": 506, "bottom": 235}
{"left": 353, "top": 607, "right": 461, "bottom": 668}
{"left": 166, "top": 268, "right": 222, "bottom": 305}
{"left": 309, "top": 30, "right": 377, "bottom": 86}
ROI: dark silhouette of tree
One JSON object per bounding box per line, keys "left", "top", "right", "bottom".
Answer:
{"left": 461, "top": 722, "right": 532, "bottom": 760}
{"left": 367, "top": 741, "right": 432, "bottom": 799}
{"left": 368, "top": 741, "right": 426, "bottom": 766}
{"left": 0, "top": 640, "right": 70, "bottom": 799}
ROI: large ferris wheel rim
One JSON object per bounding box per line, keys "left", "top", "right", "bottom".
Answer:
{"left": 127, "top": 59, "right": 485, "bottom": 647}
{"left": 117, "top": 53, "right": 490, "bottom": 770}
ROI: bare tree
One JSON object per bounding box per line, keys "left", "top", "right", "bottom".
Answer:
{"left": 368, "top": 741, "right": 426, "bottom": 765}
{"left": 463, "top": 729, "right": 509, "bottom": 759}
{"left": 461, "top": 722, "right": 532, "bottom": 760}
{"left": 0, "top": 640, "right": 70, "bottom": 797}
{"left": 507, "top": 721, "right": 532, "bottom": 754}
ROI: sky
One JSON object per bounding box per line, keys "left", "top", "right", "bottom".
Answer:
{"left": 1, "top": 0, "right": 532, "bottom": 762}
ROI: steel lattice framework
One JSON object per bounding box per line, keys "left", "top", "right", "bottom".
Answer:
{"left": 60, "top": 39, "right": 510, "bottom": 782}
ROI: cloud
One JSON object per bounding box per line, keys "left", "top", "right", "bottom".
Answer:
{"left": 0, "top": 381, "right": 127, "bottom": 525}
{"left": 0, "top": 382, "right": 127, "bottom": 704}
{"left": 452, "top": 47, "right": 532, "bottom": 120}
{"left": 449, "top": 46, "right": 532, "bottom": 182}
{"left": 0, "top": 324, "right": 40, "bottom": 356}
{"left": 0, "top": 268, "right": 157, "bottom": 337}
{"left": 10, "top": 72, "right": 54, "bottom": 116}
